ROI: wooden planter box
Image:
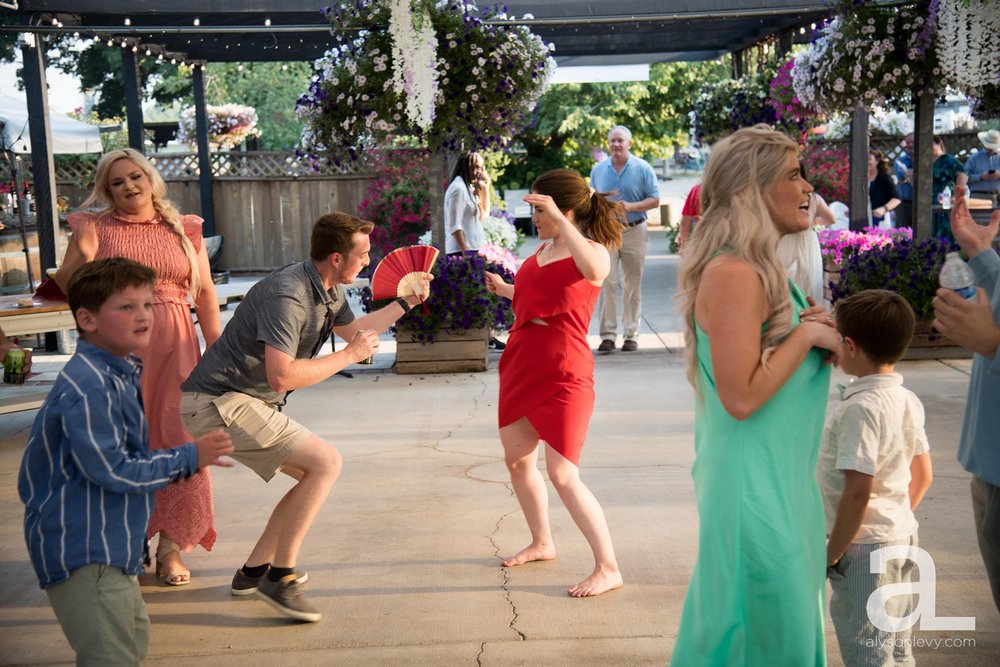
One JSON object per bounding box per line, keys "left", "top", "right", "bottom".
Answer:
{"left": 902, "top": 320, "right": 971, "bottom": 361}
{"left": 395, "top": 326, "right": 488, "bottom": 374}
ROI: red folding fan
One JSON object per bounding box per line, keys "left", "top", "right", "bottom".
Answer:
{"left": 370, "top": 244, "right": 439, "bottom": 301}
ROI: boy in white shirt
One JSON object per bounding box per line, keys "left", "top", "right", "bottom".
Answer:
{"left": 819, "top": 289, "right": 934, "bottom": 666}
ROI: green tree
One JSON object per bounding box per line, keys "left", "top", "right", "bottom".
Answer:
{"left": 199, "top": 62, "right": 312, "bottom": 150}
{"left": 499, "top": 59, "right": 729, "bottom": 190}
{"left": 45, "top": 43, "right": 185, "bottom": 119}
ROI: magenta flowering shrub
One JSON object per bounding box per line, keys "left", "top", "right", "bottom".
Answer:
{"left": 801, "top": 142, "right": 850, "bottom": 205}
{"left": 357, "top": 150, "right": 431, "bottom": 263}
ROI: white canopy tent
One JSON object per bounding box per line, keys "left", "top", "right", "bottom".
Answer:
{"left": 0, "top": 91, "right": 101, "bottom": 154}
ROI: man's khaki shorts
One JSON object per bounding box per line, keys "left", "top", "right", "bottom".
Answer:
{"left": 180, "top": 391, "right": 312, "bottom": 481}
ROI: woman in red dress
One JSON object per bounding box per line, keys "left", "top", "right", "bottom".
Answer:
{"left": 485, "top": 169, "right": 624, "bottom": 597}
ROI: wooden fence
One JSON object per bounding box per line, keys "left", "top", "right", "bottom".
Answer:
{"left": 25, "top": 152, "right": 378, "bottom": 272}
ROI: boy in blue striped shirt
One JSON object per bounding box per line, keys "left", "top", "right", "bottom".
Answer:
{"left": 18, "top": 258, "right": 233, "bottom": 666}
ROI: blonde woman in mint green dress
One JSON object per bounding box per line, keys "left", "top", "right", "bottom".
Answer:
{"left": 673, "top": 126, "right": 843, "bottom": 666}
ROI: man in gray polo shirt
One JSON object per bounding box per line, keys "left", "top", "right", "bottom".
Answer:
{"left": 180, "top": 212, "right": 430, "bottom": 622}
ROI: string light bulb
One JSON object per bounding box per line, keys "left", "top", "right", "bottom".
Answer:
{"left": 171, "top": 58, "right": 177, "bottom": 64}
{"left": 265, "top": 18, "right": 272, "bottom": 27}
{"left": 146, "top": 49, "right": 152, "bottom": 56}
{"left": 124, "top": 18, "right": 131, "bottom": 26}
{"left": 193, "top": 18, "right": 200, "bottom": 27}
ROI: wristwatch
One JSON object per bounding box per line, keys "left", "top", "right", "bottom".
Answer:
{"left": 395, "top": 296, "right": 412, "bottom": 314}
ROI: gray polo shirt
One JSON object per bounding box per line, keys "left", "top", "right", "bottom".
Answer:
{"left": 182, "top": 260, "right": 354, "bottom": 406}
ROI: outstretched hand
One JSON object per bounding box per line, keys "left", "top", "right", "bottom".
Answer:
{"left": 951, "top": 185, "right": 1000, "bottom": 257}
{"left": 194, "top": 429, "right": 234, "bottom": 469}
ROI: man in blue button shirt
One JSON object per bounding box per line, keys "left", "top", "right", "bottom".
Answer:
{"left": 932, "top": 191, "right": 1000, "bottom": 613}
{"left": 589, "top": 126, "right": 660, "bottom": 352}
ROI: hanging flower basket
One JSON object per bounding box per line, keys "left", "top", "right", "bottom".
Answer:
{"left": 793, "top": 2, "right": 945, "bottom": 114}
{"left": 177, "top": 104, "right": 261, "bottom": 150}
{"left": 296, "top": 0, "right": 555, "bottom": 164}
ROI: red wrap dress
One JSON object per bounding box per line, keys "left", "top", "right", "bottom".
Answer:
{"left": 498, "top": 248, "right": 600, "bottom": 465}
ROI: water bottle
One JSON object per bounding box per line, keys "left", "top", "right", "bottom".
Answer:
{"left": 941, "top": 186, "right": 952, "bottom": 210}
{"left": 940, "top": 252, "right": 977, "bottom": 301}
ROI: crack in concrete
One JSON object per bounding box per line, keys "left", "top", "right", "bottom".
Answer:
{"left": 428, "top": 373, "right": 490, "bottom": 457}
{"left": 490, "top": 506, "right": 527, "bottom": 643}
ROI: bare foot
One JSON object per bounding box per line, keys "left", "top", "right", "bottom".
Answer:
{"left": 500, "top": 544, "right": 556, "bottom": 567}
{"left": 567, "top": 566, "right": 623, "bottom": 597}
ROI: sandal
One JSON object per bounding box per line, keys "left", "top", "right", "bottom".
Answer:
{"left": 155, "top": 537, "right": 191, "bottom": 586}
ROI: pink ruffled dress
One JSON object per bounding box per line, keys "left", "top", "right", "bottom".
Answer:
{"left": 67, "top": 211, "right": 216, "bottom": 553}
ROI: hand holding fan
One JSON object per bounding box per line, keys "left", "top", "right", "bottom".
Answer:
{"left": 370, "top": 245, "right": 439, "bottom": 303}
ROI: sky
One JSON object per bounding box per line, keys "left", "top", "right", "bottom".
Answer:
{"left": 1, "top": 53, "right": 86, "bottom": 116}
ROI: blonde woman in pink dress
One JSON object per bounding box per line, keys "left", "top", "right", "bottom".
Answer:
{"left": 55, "top": 148, "right": 221, "bottom": 586}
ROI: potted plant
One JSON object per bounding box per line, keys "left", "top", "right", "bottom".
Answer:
{"left": 828, "top": 235, "right": 972, "bottom": 358}
{"left": 386, "top": 250, "right": 515, "bottom": 374}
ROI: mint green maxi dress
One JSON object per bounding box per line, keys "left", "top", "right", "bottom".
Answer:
{"left": 672, "top": 281, "right": 830, "bottom": 666}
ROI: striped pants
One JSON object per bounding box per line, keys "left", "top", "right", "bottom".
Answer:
{"left": 827, "top": 532, "right": 918, "bottom": 667}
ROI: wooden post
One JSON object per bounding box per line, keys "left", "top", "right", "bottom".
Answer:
{"left": 20, "top": 36, "right": 58, "bottom": 277}
{"left": 192, "top": 66, "right": 216, "bottom": 236}
{"left": 849, "top": 106, "right": 870, "bottom": 231}
{"left": 429, "top": 152, "right": 447, "bottom": 251}
{"left": 121, "top": 49, "right": 145, "bottom": 151}
{"left": 777, "top": 29, "right": 794, "bottom": 58}
{"left": 912, "top": 87, "right": 934, "bottom": 240}
{"left": 20, "top": 34, "right": 59, "bottom": 349}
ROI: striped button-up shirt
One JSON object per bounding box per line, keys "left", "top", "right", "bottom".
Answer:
{"left": 18, "top": 340, "right": 197, "bottom": 588}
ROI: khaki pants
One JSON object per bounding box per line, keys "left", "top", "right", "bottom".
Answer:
{"left": 597, "top": 222, "right": 648, "bottom": 341}
{"left": 46, "top": 564, "right": 148, "bottom": 667}
{"left": 180, "top": 391, "right": 311, "bottom": 482}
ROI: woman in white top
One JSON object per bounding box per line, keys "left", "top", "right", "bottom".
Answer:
{"left": 445, "top": 153, "right": 490, "bottom": 255}
{"left": 777, "top": 165, "right": 836, "bottom": 306}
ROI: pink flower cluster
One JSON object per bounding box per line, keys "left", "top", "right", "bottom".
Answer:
{"left": 818, "top": 227, "right": 913, "bottom": 266}
{"left": 477, "top": 243, "right": 517, "bottom": 274}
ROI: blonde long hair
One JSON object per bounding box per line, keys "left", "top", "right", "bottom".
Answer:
{"left": 83, "top": 148, "right": 201, "bottom": 297}
{"left": 677, "top": 125, "right": 799, "bottom": 391}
